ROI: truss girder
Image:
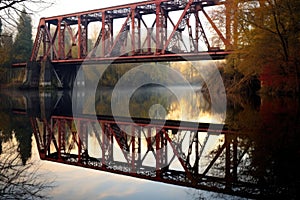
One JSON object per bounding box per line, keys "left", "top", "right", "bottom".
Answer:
{"left": 30, "top": 0, "right": 232, "bottom": 63}
{"left": 32, "top": 115, "right": 261, "bottom": 199}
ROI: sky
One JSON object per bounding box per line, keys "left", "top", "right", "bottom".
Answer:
{"left": 32, "top": 0, "right": 143, "bottom": 27}
{"left": 28, "top": 0, "right": 219, "bottom": 49}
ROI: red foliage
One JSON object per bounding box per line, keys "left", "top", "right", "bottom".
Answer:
{"left": 260, "top": 62, "right": 298, "bottom": 93}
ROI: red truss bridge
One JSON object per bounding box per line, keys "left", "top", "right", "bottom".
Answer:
{"left": 30, "top": 0, "right": 232, "bottom": 63}
{"left": 14, "top": 0, "right": 235, "bottom": 89}
{"left": 30, "top": 114, "right": 262, "bottom": 199}
{"left": 10, "top": 89, "right": 291, "bottom": 199}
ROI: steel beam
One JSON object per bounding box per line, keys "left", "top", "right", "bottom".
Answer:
{"left": 28, "top": 0, "right": 231, "bottom": 64}
{"left": 31, "top": 114, "right": 260, "bottom": 199}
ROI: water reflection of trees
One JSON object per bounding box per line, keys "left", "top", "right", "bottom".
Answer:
{"left": 0, "top": 93, "right": 33, "bottom": 164}
{"left": 0, "top": 92, "right": 54, "bottom": 199}
{"left": 0, "top": 139, "right": 54, "bottom": 199}
{"left": 95, "top": 84, "right": 215, "bottom": 121}
{"left": 187, "top": 95, "right": 300, "bottom": 199}
{"left": 95, "top": 85, "right": 181, "bottom": 118}
{"left": 223, "top": 95, "right": 300, "bottom": 199}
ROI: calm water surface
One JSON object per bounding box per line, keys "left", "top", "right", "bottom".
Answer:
{"left": 0, "top": 87, "right": 299, "bottom": 199}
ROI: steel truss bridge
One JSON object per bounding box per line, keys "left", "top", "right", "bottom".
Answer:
{"left": 9, "top": 90, "right": 270, "bottom": 199}
{"left": 30, "top": 114, "right": 261, "bottom": 199}
{"left": 15, "top": 0, "right": 235, "bottom": 88}
{"left": 31, "top": 0, "right": 231, "bottom": 63}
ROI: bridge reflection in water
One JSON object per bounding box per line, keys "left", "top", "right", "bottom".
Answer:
{"left": 29, "top": 113, "right": 258, "bottom": 199}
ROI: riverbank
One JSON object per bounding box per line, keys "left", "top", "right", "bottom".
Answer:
{"left": 217, "top": 67, "right": 300, "bottom": 97}
{"left": 1, "top": 68, "right": 298, "bottom": 97}
{"left": 0, "top": 82, "right": 23, "bottom": 90}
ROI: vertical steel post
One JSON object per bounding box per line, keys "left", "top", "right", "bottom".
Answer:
{"left": 131, "top": 7, "right": 136, "bottom": 55}
{"left": 155, "top": 1, "right": 161, "bottom": 54}
{"left": 163, "top": 9, "right": 167, "bottom": 48}
{"left": 131, "top": 126, "right": 136, "bottom": 172}
{"left": 137, "top": 15, "right": 141, "bottom": 54}
{"left": 101, "top": 122, "right": 106, "bottom": 167}
{"left": 101, "top": 13, "right": 106, "bottom": 57}
{"left": 110, "top": 19, "right": 114, "bottom": 55}
{"left": 194, "top": 132, "right": 199, "bottom": 174}
{"left": 156, "top": 129, "right": 161, "bottom": 176}
{"left": 78, "top": 120, "right": 82, "bottom": 163}
{"left": 57, "top": 18, "right": 63, "bottom": 59}
{"left": 233, "top": 136, "right": 238, "bottom": 181}
{"left": 225, "top": 133, "right": 232, "bottom": 191}
{"left": 195, "top": 12, "right": 200, "bottom": 52}
{"left": 78, "top": 16, "right": 82, "bottom": 59}
{"left": 43, "top": 24, "right": 47, "bottom": 59}
{"left": 83, "top": 18, "right": 88, "bottom": 57}
{"left": 58, "top": 119, "right": 61, "bottom": 160}
{"left": 147, "top": 28, "right": 151, "bottom": 53}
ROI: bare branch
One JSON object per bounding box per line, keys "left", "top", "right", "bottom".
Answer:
{"left": 0, "top": 0, "right": 55, "bottom": 31}
{"left": 0, "top": 140, "right": 55, "bottom": 199}
{"left": 0, "top": 0, "right": 27, "bottom": 11}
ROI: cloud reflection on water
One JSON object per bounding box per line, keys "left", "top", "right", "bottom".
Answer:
{"left": 31, "top": 137, "right": 200, "bottom": 200}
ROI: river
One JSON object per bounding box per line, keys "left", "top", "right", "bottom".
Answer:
{"left": 0, "top": 85, "right": 299, "bottom": 199}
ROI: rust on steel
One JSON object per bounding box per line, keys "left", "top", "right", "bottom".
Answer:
{"left": 29, "top": 0, "right": 231, "bottom": 64}
{"left": 30, "top": 114, "right": 260, "bottom": 199}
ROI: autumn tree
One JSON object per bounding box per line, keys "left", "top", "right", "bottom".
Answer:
{"left": 0, "top": 18, "right": 13, "bottom": 83}
{"left": 226, "top": 0, "right": 300, "bottom": 95}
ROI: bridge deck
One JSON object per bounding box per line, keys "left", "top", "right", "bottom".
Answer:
{"left": 16, "top": 0, "right": 233, "bottom": 88}
{"left": 13, "top": 51, "right": 230, "bottom": 68}
{"left": 29, "top": 114, "right": 260, "bottom": 199}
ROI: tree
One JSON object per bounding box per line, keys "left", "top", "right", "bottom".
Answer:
{"left": 0, "top": 0, "right": 54, "bottom": 32}
{"left": 0, "top": 1, "right": 54, "bottom": 85}
{"left": 256, "top": 0, "right": 300, "bottom": 94}
{"left": 0, "top": 140, "right": 54, "bottom": 199}
{"left": 12, "top": 8, "right": 33, "bottom": 63}
{"left": 225, "top": 0, "right": 300, "bottom": 95}
{"left": 0, "top": 18, "right": 2, "bottom": 38}
{"left": 0, "top": 18, "right": 13, "bottom": 83}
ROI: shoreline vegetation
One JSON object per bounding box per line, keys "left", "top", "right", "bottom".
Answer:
{"left": 1, "top": 1, "right": 300, "bottom": 97}
{"left": 0, "top": 61, "right": 298, "bottom": 98}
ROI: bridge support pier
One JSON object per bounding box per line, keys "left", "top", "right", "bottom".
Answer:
{"left": 39, "top": 59, "right": 64, "bottom": 89}
{"left": 20, "top": 61, "right": 40, "bottom": 89}
{"left": 39, "top": 59, "right": 52, "bottom": 88}
{"left": 21, "top": 59, "right": 64, "bottom": 89}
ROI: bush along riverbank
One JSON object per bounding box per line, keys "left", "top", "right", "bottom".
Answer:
{"left": 216, "top": 66, "right": 300, "bottom": 97}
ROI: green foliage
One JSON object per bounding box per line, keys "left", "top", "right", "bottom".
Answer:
{"left": 1, "top": 4, "right": 55, "bottom": 87}
{"left": 12, "top": 9, "right": 33, "bottom": 63}
{"left": 0, "top": 9, "right": 33, "bottom": 84}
